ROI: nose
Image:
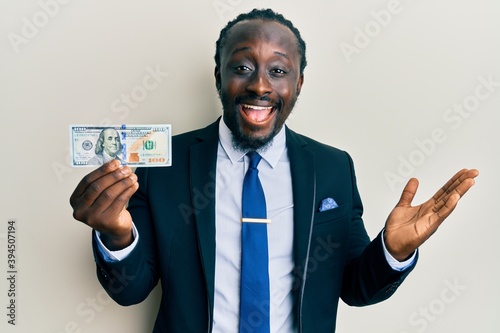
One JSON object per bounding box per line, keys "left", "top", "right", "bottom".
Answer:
{"left": 246, "top": 70, "right": 272, "bottom": 96}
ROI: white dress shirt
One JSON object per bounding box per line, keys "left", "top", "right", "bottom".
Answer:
{"left": 213, "top": 120, "right": 295, "bottom": 332}
{"left": 95, "top": 119, "right": 416, "bottom": 332}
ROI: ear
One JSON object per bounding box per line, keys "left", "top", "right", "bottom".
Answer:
{"left": 214, "top": 67, "right": 221, "bottom": 92}
{"left": 296, "top": 73, "right": 304, "bottom": 97}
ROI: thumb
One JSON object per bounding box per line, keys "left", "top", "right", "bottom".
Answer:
{"left": 396, "top": 178, "right": 419, "bottom": 207}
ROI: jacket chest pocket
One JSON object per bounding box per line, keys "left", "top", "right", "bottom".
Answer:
{"left": 310, "top": 204, "right": 350, "bottom": 260}
{"left": 313, "top": 203, "right": 349, "bottom": 225}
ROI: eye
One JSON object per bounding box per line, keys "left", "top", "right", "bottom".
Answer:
{"left": 270, "top": 68, "right": 287, "bottom": 76}
{"left": 234, "top": 65, "right": 252, "bottom": 73}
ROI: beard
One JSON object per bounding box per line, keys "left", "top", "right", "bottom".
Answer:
{"left": 228, "top": 116, "right": 279, "bottom": 153}
{"left": 221, "top": 93, "right": 286, "bottom": 153}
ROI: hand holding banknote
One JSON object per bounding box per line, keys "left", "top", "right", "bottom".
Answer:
{"left": 70, "top": 160, "right": 138, "bottom": 250}
{"left": 69, "top": 124, "right": 171, "bottom": 249}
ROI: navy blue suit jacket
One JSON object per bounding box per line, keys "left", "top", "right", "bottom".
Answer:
{"left": 93, "top": 118, "right": 416, "bottom": 332}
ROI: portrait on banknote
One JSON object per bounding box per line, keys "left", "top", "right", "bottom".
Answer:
{"left": 87, "top": 128, "right": 124, "bottom": 165}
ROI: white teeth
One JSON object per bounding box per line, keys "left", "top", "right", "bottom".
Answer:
{"left": 242, "top": 104, "right": 273, "bottom": 110}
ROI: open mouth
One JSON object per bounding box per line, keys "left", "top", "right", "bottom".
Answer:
{"left": 239, "top": 103, "right": 276, "bottom": 125}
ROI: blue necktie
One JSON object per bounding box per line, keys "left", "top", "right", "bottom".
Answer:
{"left": 239, "top": 151, "right": 270, "bottom": 333}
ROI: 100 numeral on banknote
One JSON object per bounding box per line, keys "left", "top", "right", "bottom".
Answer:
{"left": 70, "top": 125, "right": 171, "bottom": 167}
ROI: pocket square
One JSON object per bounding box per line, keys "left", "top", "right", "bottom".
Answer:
{"left": 319, "top": 197, "right": 338, "bottom": 212}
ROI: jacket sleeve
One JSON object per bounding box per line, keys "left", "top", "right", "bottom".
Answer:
{"left": 340, "top": 153, "right": 418, "bottom": 306}
{"left": 92, "top": 167, "right": 160, "bottom": 306}
{"left": 341, "top": 231, "right": 418, "bottom": 306}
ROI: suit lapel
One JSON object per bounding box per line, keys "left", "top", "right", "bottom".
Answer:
{"left": 189, "top": 119, "right": 220, "bottom": 319}
{"left": 286, "top": 127, "right": 316, "bottom": 288}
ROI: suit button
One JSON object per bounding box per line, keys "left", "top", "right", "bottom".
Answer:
{"left": 99, "top": 268, "right": 109, "bottom": 281}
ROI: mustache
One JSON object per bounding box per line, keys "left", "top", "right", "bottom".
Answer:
{"left": 234, "top": 94, "right": 282, "bottom": 109}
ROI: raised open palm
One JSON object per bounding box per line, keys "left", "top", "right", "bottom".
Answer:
{"left": 384, "top": 169, "right": 479, "bottom": 261}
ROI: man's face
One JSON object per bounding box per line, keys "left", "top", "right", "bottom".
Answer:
{"left": 102, "top": 129, "right": 120, "bottom": 157}
{"left": 215, "top": 19, "right": 304, "bottom": 151}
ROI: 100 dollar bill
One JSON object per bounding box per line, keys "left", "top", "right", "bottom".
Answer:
{"left": 70, "top": 124, "right": 171, "bottom": 167}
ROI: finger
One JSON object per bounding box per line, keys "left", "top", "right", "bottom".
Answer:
{"left": 77, "top": 173, "right": 138, "bottom": 229}
{"left": 433, "top": 192, "right": 461, "bottom": 221}
{"left": 102, "top": 180, "right": 139, "bottom": 219}
{"left": 396, "top": 178, "right": 419, "bottom": 207}
{"left": 71, "top": 168, "right": 136, "bottom": 224}
{"left": 452, "top": 169, "right": 479, "bottom": 197}
{"left": 433, "top": 177, "right": 476, "bottom": 213}
{"left": 432, "top": 169, "right": 478, "bottom": 211}
{"left": 432, "top": 169, "right": 478, "bottom": 222}
{"left": 90, "top": 173, "right": 138, "bottom": 215}
{"left": 432, "top": 169, "right": 469, "bottom": 203}
{"left": 77, "top": 165, "right": 134, "bottom": 208}
{"left": 70, "top": 160, "right": 122, "bottom": 206}
{"left": 433, "top": 169, "right": 478, "bottom": 203}
{"left": 90, "top": 180, "right": 139, "bottom": 234}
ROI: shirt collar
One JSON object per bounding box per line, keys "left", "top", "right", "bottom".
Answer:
{"left": 218, "top": 118, "right": 286, "bottom": 169}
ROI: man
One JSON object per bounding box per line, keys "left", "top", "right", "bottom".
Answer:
{"left": 70, "top": 8, "right": 478, "bottom": 333}
{"left": 88, "top": 128, "right": 123, "bottom": 165}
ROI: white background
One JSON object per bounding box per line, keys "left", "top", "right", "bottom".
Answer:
{"left": 1, "top": 0, "right": 499, "bottom": 332}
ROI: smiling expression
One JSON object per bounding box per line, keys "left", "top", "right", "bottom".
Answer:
{"left": 215, "top": 19, "right": 304, "bottom": 151}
